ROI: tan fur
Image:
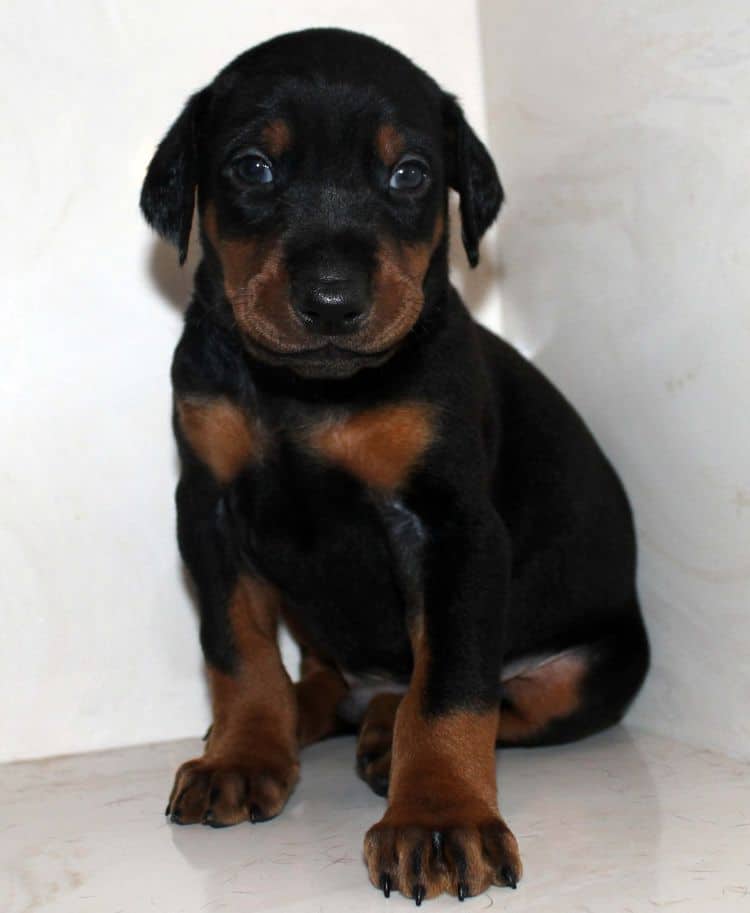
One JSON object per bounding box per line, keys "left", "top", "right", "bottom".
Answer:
{"left": 167, "top": 576, "right": 299, "bottom": 826}
{"left": 368, "top": 213, "right": 445, "bottom": 352}
{"left": 203, "top": 202, "right": 300, "bottom": 351}
{"left": 261, "top": 118, "right": 292, "bottom": 157}
{"left": 202, "top": 201, "right": 447, "bottom": 358}
{"left": 498, "top": 652, "right": 587, "bottom": 743}
{"left": 294, "top": 651, "right": 350, "bottom": 748}
{"left": 356, "top": 692, "right": 402, "bottom": 792}
{"left": 305, "top": 402, "right": 435, "bottom": 491}
{"left": 375, "top": 123, "right": 405, "bottom": 167}
{"left": 387, "top": 619, "right": 499, "bottom": 818}
{"left": 364, "top": 616, "right": 522, "bottom": 900}
{"left": 176, "top": 395, "right": 261, "bottom": 483}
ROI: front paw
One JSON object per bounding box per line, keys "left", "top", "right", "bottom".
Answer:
{"left": 364, "top": 808, "right": 521, "bottom": 903}
{"left": 166, "top": 752, "right": 299, "bottom": 827}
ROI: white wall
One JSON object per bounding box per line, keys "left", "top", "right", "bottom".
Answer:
{"left": 480, "top": 1, "right": 750, "bottom": 759}
{"left": 0, "top": 1, "right": 497, "bottom": 762}
{"left": 6, "top": 0, "right": 746, "bottom": 766}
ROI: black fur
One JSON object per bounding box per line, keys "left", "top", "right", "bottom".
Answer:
{"left": 141, "top": 90, "right": 207, "bottom": 264}
{"left": 443, "top": 94, "right": 503, "bottom": 267}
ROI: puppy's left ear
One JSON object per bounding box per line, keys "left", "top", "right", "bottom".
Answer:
{"left": 140, "top": 88, "right": 208, "bottom": 265}
{"left": 443, "top": 95, "right": 504, "bottom": 268}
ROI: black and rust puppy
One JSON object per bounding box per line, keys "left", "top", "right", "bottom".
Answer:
{"left": 140, "top": 28, "right": 649, "bottom": 903}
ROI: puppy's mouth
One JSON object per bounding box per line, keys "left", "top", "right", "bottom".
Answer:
{"left": 242, "top": 338, "right": 397, "bottom": 379}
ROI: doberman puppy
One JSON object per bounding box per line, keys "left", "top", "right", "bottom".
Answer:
{"left": 140, "top": 28, "right": 649, "bottom": 903}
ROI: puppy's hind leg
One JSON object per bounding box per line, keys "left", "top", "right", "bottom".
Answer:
{"left": 497, "top": 612, "right": 649, "bottom": 747}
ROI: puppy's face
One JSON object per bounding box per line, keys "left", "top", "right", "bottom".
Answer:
{"left": 142, "top": 30, "right": 502, "bottom": 379}
{"left": 202, "top": 68, "right": 446, "bottom": 378}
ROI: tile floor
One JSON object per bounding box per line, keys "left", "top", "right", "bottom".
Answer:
{"left": 1, "top": 727, "right": 748, "bottom": 912}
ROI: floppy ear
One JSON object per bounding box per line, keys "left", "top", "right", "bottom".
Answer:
{"left": 140, "top": 89, "right": 207, "bottom": 265}
{"left": 443, "top": 95, "right": 504, "bottom": 268}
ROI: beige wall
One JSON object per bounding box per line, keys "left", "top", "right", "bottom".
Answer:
{"left": 480, "top": 0, "right": 750, "bottom": 759}
{"left": 0, "top": 1, "right": 495, "bottom": 762}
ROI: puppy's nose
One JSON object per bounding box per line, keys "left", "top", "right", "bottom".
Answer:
{"left": 294, "top": 278, "right": 369, "bottom": 336}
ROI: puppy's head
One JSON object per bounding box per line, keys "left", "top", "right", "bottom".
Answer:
{"left": 141, "top": 29, "right": 502, "bottom": 379}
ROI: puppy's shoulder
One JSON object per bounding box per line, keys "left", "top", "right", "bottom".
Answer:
{"left": 171, "top": 300, "right": 246, "bottom": 397}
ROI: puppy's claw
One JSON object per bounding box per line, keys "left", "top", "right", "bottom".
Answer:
{"left": 414, "top": 884, "right": 425, "bottom": 906}
{"left": 500, "top": 865, "right": 518, "bottom": 889}
{"left": 457, "top": 882, "right": 467, "bottom": 901}
{"left": 371, "top": 775, "right": 390, "bottom": 797}
{"left": 380, "top": 873, "right": 391, "bottom": 898}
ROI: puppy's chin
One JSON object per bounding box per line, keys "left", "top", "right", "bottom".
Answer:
{"left": 242, "top": 338, "right": 396, "bottom": 379}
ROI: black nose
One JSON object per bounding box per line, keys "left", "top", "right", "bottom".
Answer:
{"left": 293, "top": 278, "right": 369, "bottom": 336}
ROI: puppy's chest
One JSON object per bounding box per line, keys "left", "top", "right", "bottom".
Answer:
{"left": 177, "top": 393, "right": 434, "bottom": 495}
{"left": 177, "top": 393, "right": 431, "bottom": 671}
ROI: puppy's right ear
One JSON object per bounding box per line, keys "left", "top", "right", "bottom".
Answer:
{"left": 140, "top": 89, "right": 207, "bottom": 265}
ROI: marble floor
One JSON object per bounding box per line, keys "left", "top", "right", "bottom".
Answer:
{"left": 1, "top": 727, "right": 748, "bottom": 912}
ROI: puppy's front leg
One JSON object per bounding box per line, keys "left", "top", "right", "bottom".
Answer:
{"left": 167, "top": 398, "right": 299, "bottom": 826}
{"left": 167, "top": 570, "right": 299, "bottom": 826}
{"left": 364, "top": 494, "right": 521, "bottom": 903}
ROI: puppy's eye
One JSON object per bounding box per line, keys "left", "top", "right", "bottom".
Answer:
{"left": 389, "top": 159, "right": 429, "bottom": 192}
{"left": 232, "top": 152, "right": 273, "bottom": 185}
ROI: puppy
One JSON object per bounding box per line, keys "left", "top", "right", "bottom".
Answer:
{"left": 140, "top": 28, "right": 649, "bottom": 904}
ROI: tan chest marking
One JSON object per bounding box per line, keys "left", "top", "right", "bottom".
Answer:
{"left": 176, "top": 396, "right": 262, "bottom": 484}
{"left": 305, "top": 402, "right": 435, "bottom": 491}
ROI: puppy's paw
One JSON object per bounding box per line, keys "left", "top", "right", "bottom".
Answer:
{"left": 364, "top": 809, "right": 521, "bottom": 903}
{"left": 356, "top": 692, "right": 401, "bottom": 797}
{"left": 166, "top": 753, "right": 299, "bottom": 827}
{"left": 356, "top": 729, "right": 393, "bottom": 797}
{"left": 357, "top": 745, "right": 392, "bottom": 798}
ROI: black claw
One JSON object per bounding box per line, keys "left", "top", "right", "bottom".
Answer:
{"left": 164, "top": 804, "right": 170, "bottom": 816}
{"left": 249, "top": 803, "right": 261, "bottom": 824}
{"left": 371, "top": 775, "right": 390, "bottom": 798}
{"left": 457, "top": 882, "right": 468, "bottom": 901}
{"left": 501, "top": 865, "right": 518, "bottom": 889}
{"left": 414, "top": 885, "right": 425, "bottom": 906}
{"left": 359, "top": 751, "right": 378, "bottom": 769}
{"left": 380, "top": 873, "right": 391, "bottom": 898}
{"left": 169, "top": 810, "right": 183, "bottom": 824}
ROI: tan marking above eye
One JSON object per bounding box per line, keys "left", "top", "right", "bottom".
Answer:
{"left": 176, "top": 395, "right": 263, "bottom": 483}
{"left": 304, "top": 402, "right": 435, "bottom": 491}
{"left": 375, "top": 124, "right": 406, "bottom": 168}
{"left": 261, "top": 119, "right": 292, "bottom": 157}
